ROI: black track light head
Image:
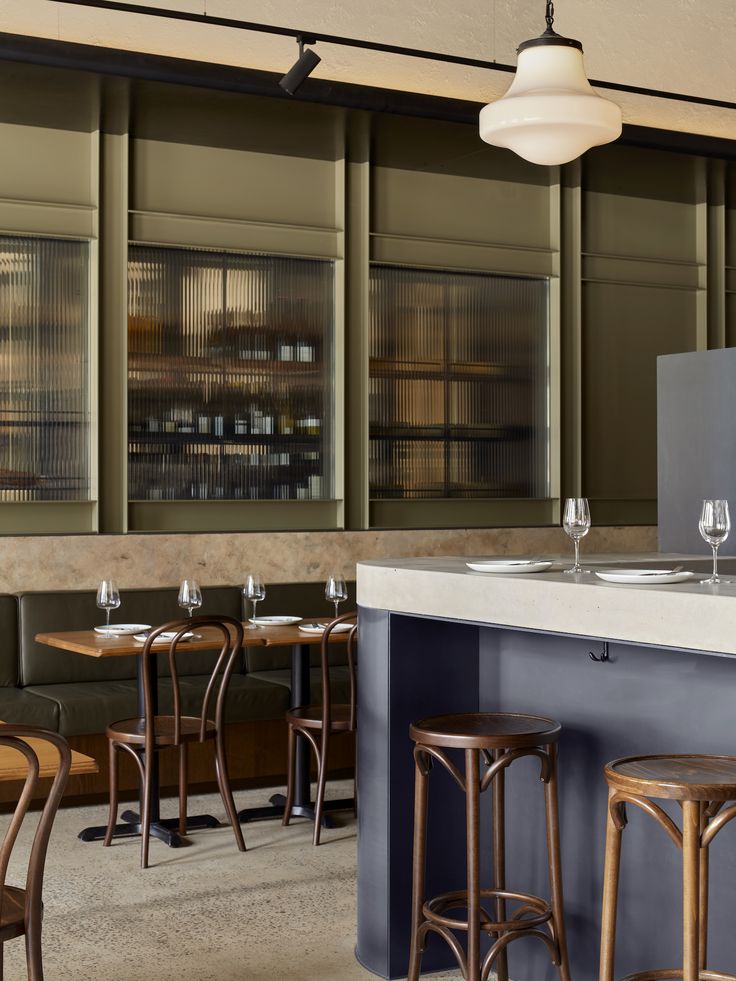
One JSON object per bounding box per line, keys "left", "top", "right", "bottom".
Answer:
{"left": 279, "top": 35, "right": 321, "bottom": 95}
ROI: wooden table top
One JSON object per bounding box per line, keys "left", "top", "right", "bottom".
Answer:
{"left": 35, "top": 619, "right": 350, "bottom": 659}
{"left": 0, "top": 733, "right": 98, "bottom": 781}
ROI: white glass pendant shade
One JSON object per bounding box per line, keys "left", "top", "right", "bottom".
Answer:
{"left": 479, "top": 43, "right": 622, "bottom": 166}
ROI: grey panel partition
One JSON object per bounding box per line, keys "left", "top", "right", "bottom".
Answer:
{"left": 658, "top": 347, "right": 736, "bottom": 554}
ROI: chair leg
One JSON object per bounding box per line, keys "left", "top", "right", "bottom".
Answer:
{"left": 466, "top": 748, "right": 481, "bottom": 981}
{"left": 25, "top": 902, "right": 43, "bottom": 981}
{"left": 492, "top": 747, "right": 509, "bottom": 981}
{"left": 682, "top": 799, "right": 701, "bottom": 981}
{"left": 103, "top": 739, "right": 119, "bottom": 848}
{"left": 178, "top": 743, "right": 188, "bottom": 836}
{"left": 283, "top": 723, "right": 296, "bottom": 827}
{"left": 312, "top": 730, "right": 329, "bottom": 847}
{"left": 214, "top": 732, "right": 246, "bottom": 852}
{"left": 545, "top": 743, "right": 571, "bottom": 981}
{"left": 699, "top": 801, "right": 709, "bottom": 973}
{"left": 599, "top": 787, "right": 623, "bottom": 981}
{"left": 140, "top": 748, "right": 154, "bottom": 870}
{"left": 407, "top": 750, "right": 429, "bottom": 981}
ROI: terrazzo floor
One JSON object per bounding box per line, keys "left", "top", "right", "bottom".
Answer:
{"left": 1, "top": 780, "right": 462, "bottom": 981}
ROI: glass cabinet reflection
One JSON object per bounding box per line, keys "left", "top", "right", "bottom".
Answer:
{"left": 128, "top": 247, "right": 335, "bottom": 503}
{"left": 369, "top": 265, "right": 549, "bottom": 501}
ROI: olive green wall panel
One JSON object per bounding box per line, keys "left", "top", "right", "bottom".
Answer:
{"left": 726, "top": 293, "right": 736, "bottom": 348}
{"left": 131, "top": 83, "right": 343, "bottom": 233}
{"left": 581, "top": 282, "right": 699, "bottom": 503}
{"left": 369, "top": 499, "right": 556, "bottom": 530}
{"left": 583, "top": 145, "right": 701, "bottom": 263}
{"left": 129, "top": 500, "right": 341, "bottom": 533}
{"left": 370, "top": 115, "right": 553, "bottom": 253}
{"left": 0, "top": 63, "right": 99, "bottom": 214}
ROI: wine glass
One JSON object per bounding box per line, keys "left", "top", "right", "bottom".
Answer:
{"left": 699, "top": 499, "right": 730, "bottom": 585}
{"left": 178, "top": 579, "right": 203, "bottom": 618}
{"left": 325, "top": 573, "right": 348, "bottom": 619}
{"left": 562, "top": 498, "right": 591, "bottom": 574}
{"left": 96, "top": 580, "right": 121, "bottom": 637}
{"left": 243, "top": 573, "right": 266, "bottom": 629}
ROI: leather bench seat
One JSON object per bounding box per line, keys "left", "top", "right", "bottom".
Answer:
{"left": 248, "top": 666, "right": 353, "bottom": 706}
{"left": 0, "top": 688, "right": 60, "bottom": 729}
{"left": 26, "top": 675, "right": 291, "bottom": 737}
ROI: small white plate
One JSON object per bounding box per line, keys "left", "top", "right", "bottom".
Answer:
{"left": 249, "top": 615, "right": 302, "bottom": 626}
{"left": 595, "top": 569, "right": 694, "bottom": 585}
{"left": 298, "top": 622, "right": 354, "bottom": 634}
{"left": 133, "top": 631, "right": 195, "bottom": 643}
{"left": 94, "top": 623, "right": 151, "bottom": 636}
{"left": 466, "top": 560, "right": 553, "bottom": 575}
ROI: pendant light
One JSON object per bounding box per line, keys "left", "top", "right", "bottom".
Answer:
{"left": 479, "top": 1, "right": 622, "bottom": 166}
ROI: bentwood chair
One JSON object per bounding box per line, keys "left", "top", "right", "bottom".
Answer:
{"left": 283, "top": 611, "right": 357, "bottom": 845}
{"left": 104, "top": 616, "right": 246, "bottom": 868}
{"left": 0, "top": 726, "right": 71, "bottom": 981}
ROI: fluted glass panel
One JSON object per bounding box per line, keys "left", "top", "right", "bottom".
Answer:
{"left": 0, "top": 236, "right": 90, "bottom": 501}
{"left": 128, "top": 246, "right": 334, "bottom": 501}
{"left": 370, "top": 265, "right": 548, "bottom": 500}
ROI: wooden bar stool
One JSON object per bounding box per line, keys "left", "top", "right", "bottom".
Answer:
{"left": 408, "top": 712, "right": 571, "bottom": 981}
{"left": 600, "top": 754, "right": 736, "bottom": 981}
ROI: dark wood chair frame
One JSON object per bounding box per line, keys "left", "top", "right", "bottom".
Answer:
{"left": 282, "top": 611, "right": 357, "bottom": 846}
{"left": 0, "top": 726, "right": 71, "bottom": 981}
{"left": 104, "top": 615, "right": 246, "bottom": 868}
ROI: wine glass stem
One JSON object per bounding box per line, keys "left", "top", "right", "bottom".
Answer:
{"left": 712, "top": 545, "right": 719, "bottom": 581}
{"left": 106, "top": 608, "right": 111, "bottom": 635}
{"left": 574, "top": 539, "right": 580, "bottom": 571}
{"left": 334, "top": 600, "right": 339, "bottom": 619}
{"left": 187, "top": 606, "right": 193, "bottom": 617}
{"left": 252, "top": 599, "right": 258, "bottom": 623}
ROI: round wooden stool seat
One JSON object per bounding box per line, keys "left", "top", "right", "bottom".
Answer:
{"left": 410, "top": 711, "right": 561, "bottom": 750}
{"left": 606, "top": 755, "right": 736, "bottom": 802}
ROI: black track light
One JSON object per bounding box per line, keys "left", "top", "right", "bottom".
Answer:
{"left": 279, "top": 35, "right": 321, "bottom": 95}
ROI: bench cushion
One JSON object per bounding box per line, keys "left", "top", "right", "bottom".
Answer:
{"left": 18, "top": 587, "right": 243, "bottom": 686}
{"left": 248, "top": 666, "right": 353, "bottom": 707}
{"left": 245, "top": 581, "right": 355, "bottom": 672}
{"left": 27, "top": 674, "right": 290, "bottom": 737}
{"left": 0, "top": 687, "right": 60, "bottom": 729}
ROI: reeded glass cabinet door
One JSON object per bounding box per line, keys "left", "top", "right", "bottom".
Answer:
{"left": 0, "top": 236, "right": 90, "bottom": 503}
{"left": 128, "top": 247, "right": 335, "bottom": 506}
{"left": 370, "top": 265, "right": 549, "bottom": 504}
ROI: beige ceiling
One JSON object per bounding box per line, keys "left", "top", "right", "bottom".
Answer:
{"left": 2, "top": 0, "right": 735, "bottom": 140}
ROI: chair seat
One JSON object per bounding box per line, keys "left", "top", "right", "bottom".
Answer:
{"left": 0, "top": 886, "right": 26, "bottom": 942}
{"left": 606, "top": 754, "right": 736, "bottom": 801}
{"left": 286, "top": 703, "right": 354, "bottom": 731}
{"left": 410, "top": 712, "right": 561, "bottom": 750}
{"left": 107, "top": 715, "right": 215, "bottom": 746}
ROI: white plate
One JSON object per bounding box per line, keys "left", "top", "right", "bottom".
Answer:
{"left": 133, "top": 630, "right": 195, "bottom": 643}
{"left": 595, "top": 569, "right": 694, "bottom": 585}
{"left": 94, "top": 623, "right": 151, "bottom": 636}
{"left": 466, "top": 560, "right": 553, "bottom": 575}
{"left": 298, "top": 622, "right": 354, "bottom": 634}
{"left": 249, "top": 615, "right": 302, "bottom": 626}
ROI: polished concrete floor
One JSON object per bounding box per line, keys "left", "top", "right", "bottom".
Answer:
{"left": 1, "top": 780, "right": 462, "bottom": 981}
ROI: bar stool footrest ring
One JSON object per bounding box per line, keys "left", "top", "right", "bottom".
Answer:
{"left": 424, "top": 887, "right": 552, "bottom": 933}
{"left": 619, "top": 971, "right": 736, "bottom": 981}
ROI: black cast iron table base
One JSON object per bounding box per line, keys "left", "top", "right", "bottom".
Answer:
{"left": 237, "top": 793, "right": 354, "bottom": 826}
{"left": 78, "top": 810, "right": 221, "bottom": 846}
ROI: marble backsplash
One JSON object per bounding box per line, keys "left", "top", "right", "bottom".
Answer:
{"left": 0, "top": 525, "right": 657, "bottom": 592}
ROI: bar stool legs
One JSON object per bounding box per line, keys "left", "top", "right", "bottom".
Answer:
{"left": 407, "top": 713, "right": 570, "bottom": 981}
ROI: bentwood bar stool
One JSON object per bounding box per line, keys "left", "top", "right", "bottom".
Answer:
{"left": 600, "top": 754, "right": 736, "bottom": 981}
{"left": 408, "top": 712, "right": 571, "bottom": 981}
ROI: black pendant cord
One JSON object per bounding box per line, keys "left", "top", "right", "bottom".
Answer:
{"left": 40, "top": 0, "right": 736, "bottom": 115}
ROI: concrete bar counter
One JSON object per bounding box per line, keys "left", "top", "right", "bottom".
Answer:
{"left": 355, "top": 555, "right": 736, "bottom": 980}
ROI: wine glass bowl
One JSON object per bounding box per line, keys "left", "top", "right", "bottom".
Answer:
{"left": 243, "top": 573, "right": 266, "bottom": 629}
{"left": 96, "top": 580, "right": 121, "bottom": 637}
{"left": 325, "top": 573, "right": 348, "bottom": 619}
{"left": 178, "top": 579, "right": 203, "bottom": 618}
{"left": 562, "top": 498, "right": 591, "bottom": 574}
{"left": 699, "top": 499, "right": 730, "bottom": 585}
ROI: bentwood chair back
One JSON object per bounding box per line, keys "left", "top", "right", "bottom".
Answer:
{"left": 0, "top": 726, "right": 71, "bottom": 981}
{"left": 283, "top": 611, "right": 358, "bottom": 845}
{"left": 104, "top": 615, "right": 245, "bottom": 868}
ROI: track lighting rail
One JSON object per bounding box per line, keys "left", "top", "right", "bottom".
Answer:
{"left": 46, "top": 0, "right": 736, "bottom": 114}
